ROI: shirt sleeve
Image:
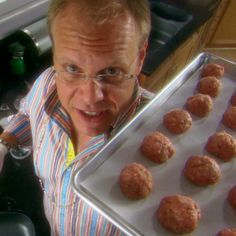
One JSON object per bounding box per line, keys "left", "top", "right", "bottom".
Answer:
{"left": 4, "top": 80, "right": 36, "bottom": 147}
{"left": 4, "top": 111, "right": 31, "bottom": 147}
{"left": 4, "top": 68, "right": 53, "bottom": 147}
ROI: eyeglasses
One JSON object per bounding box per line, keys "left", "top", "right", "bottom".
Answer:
{"left": 54, "top": 68, "right": 137, "bottom": 86}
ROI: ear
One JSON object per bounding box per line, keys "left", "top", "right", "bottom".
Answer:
{"left": 136, "top": 40, "right": 148, "bottom": 74}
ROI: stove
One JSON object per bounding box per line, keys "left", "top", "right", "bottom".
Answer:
{"left": 0, "top": 153, "right": 51, "bottom": 236}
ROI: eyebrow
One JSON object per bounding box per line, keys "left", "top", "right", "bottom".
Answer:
{"left": 55, "top": 56, "right": 130, "bottom": 70}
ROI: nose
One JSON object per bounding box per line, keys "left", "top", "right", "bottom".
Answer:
{"left": 79, "top": 78, "right": 104, "bottom": 104}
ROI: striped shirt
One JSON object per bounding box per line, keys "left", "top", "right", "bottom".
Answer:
{"left": 5, "top": 67, "right": 153, "bottom": 236}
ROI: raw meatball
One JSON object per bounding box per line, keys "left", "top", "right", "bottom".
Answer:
{"left": 197, "top": 76, "right": 221, "bottom": 97}
{"left": 201, "top": 63, "right": 224, "bottom": 79}
{"left": 222, "top": 106, "right": 236, "bottom": 131}
{"left": 205, "top": 131, "right": 236, "bottom": 162}
{"left": 140, "top": 131, "right": 175, "bottom": 163}
{"left": 119, "top": 162, "right": 152, "bottom": 200}
{"left": 163, "top": 108, "right": 192, "bottom": 134}
{"left": 157, "top": 195, "right": 201, "bottom": 234}
{"left": 216, "top": 228, "right": 236, "bottom": 236}
{"left": 183, "top": 155, "right": 221, "bottom": 186}
{"left": 185, "top": 94, "right": 213, "bottom": 117}
{"left": 230, "top": 90, "right": 236, "bottom": 106}
{"left": 228, "top": 185, "right": 236, "bottom": 210}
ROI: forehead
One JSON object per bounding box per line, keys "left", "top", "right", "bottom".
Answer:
{"left": 51, "top": 2, "right": 141, "bottom": 63}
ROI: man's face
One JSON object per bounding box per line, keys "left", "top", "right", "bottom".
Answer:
{"left": 52, "top": 3, "right": 147, "bottom": 138}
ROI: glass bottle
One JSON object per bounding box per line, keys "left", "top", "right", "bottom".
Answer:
{"left": 8, "top": 41, "right": 25, "bottom": 76}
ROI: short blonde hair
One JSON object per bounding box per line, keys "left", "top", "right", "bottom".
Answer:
{"left": 47, "top": 0, "right": 151, "bottom": 46}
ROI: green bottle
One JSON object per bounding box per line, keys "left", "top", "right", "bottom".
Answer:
{"left": 8, "top": 42, "right": 26, "bottom": 76}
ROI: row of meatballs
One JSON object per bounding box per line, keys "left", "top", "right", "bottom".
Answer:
{"left": 118, "top": 63, "right": 236, "bottom": 235}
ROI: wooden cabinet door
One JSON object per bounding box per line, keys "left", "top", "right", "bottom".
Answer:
{"left": 207, "top": 0, "right": 236, "bottom": 47}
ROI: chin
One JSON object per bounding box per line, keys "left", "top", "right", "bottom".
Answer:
{"left": 77, "top": 122, "right": 110, "bottom": 136}
{"left": 76, "top": 118, "right": 114, "bottom": 136}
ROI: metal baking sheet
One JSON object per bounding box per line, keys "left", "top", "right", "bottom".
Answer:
{"left": 72, "top": 53, "right": 236, "bottom": 236}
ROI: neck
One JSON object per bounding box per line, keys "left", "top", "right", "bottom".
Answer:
{"left": 70, "top": 128, "right": 92, "bottom": 154}
{"left": 77, "top": 136, "right": 92, "bottom": 154}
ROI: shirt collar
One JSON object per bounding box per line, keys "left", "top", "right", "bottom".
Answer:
{"left": 107, "top": 79, "right": 141, "bottom": 138}
{"left": 44, "top": 69, "right": 72, "bottom": 135}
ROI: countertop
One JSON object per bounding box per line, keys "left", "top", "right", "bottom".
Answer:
{"left": 142, "top": 0, "right": 221, "bottom": 75}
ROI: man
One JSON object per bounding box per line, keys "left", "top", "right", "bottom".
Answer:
{"left": 0, "top": 0, "right": 153, "bottom": 235}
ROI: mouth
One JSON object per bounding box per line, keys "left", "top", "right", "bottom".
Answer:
{"left": 77, "top": 110, "right": 108, "bottom": 123}
{"left": 72, "top": 108, "right": 112, "bottom": 135}
{"left": 83, "top": 111, "right": 104, "bottom": 117}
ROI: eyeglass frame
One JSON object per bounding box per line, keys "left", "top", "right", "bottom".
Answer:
{"left": 53, "top": 56, "right": 139, "bottom": 87}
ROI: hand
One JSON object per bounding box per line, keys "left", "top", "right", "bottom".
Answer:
{"left": 0, "top": 143, "right": 8, "bottom": 173}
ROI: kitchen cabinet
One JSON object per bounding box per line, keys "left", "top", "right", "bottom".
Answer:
{"left": 139, "top": 0, "right": 236, "bottom": 93}
{"left": 141, "top": 21, "right": 210, "bottom": 93}
{"left": 205, "top": 0, "right": 236, "bottom": 48}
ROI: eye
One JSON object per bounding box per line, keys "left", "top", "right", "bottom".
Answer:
{"left": 103, "top": 67, "right": 121, "bottom": 76}
{"left": 65, "top": 64, "right": 79, "bottom": 74}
